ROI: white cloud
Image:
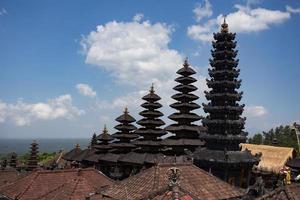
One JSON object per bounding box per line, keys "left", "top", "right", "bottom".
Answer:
{"left": 0, "top": 100, "right": 7, "bottom": 123}
{"left": 225, "top": 5, "right": 290, "bottom": 33}
{"left": 80, "top": 16, "right": 183, "bottom": 87}
{"left": 187, "top": 1, "right": 291, "bottom": 43}
{"left": 76, "top": 83, "right": 97, "bottom": 97}
{"left": 0, "top": 94, "right": 85, "bottom": 126}
{"left": 244, "top": 105, "right": 267, "bottom": 117}
{"left": 81, "top": 14, "right": 208, "bottom": 131}
{"left": 286, "top": 5, "right": 300, "bottom": 14}
{"left": 0, "top": 8, "right": 7, "bottom": 16}
{"left": 193, "top": 0, "right": 212, "bottom": 22}
{"left": 187, "top": 18, "right": 218, "bottom": 42}
{"left": 133, "top": 13, "right": 144, "bottom": 22}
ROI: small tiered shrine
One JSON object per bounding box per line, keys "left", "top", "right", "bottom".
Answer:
{"left": 111, "top": 107, "right": 138, "bottom": 153}
{"left": 134, "top": 84, "right": 167, "bottom": 153}
{"left": 27, "top": 140, "right": 39, "bottom": 171}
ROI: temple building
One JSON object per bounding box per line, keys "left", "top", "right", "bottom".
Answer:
{"left": 162, "top": 59, "right": 204, "bottom": 155}
{"left": 193, "top": 19, "right": 259, "bottom": 187}
{"left": 8, "top": 153, "right": 17, "bottom": 169}
{"left": 27, "top": 140, "right": 39, "bottom": 171}
{"left": 88, "top": 162, "right": 245, "bottom": 200}
{"left": 134, "top": 84, "right": 167, "bottom": 154}
{"left": 111, "top": 107, "right": 138, "bottom": 154}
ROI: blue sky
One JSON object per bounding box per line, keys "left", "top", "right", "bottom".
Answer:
{"left": 0, "top": 0, "right": 299, "bottom": 138}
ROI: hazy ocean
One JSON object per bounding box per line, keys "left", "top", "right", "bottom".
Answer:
{"left": 0, "top": 138, "right": 90, "bottom": 156}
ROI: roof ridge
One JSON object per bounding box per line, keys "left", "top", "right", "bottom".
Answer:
{"left": 69, "top": 177, "right": 81, "bottom": 199}
{"left": 31, "top": 182, "right": 69, "bottom": 200}
{"left": 36, "top": 167, "right": 96, "bottom": 174}
{"left": 16, "top": 171, "right": 40, "bottom": 199}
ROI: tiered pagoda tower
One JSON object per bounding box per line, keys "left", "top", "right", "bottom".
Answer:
{"left": 1, "top": 159, "right": 7, "bottom": 169}
{"left": 202, "top": 18, "right": 246, "bottom": 151}
{"left": 94, "top": 125, "right": 114, "bottom": 154}
{"left": 9, "top": 152, "right": 17, "bottom": 168}
{"left": 90, "top": 133, "right": 97, "bottom": 149}
{"left": 27, "top": 140, "right": 39, "bottom": 171}
{"left": 111, "top": 107, "right": 138, "bottom": 153}
{"left": 194, "top": 19, "right": 259, "bottom": 188}
{"left": 163, "top": 59, "right": 204, "bottom": 154}
{"left": 134, "top": 85, "right": 167, "bottom": 153}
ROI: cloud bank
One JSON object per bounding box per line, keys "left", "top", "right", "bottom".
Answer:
{"left": 188, "top": 0, "right": 295, "bottom": 43}
{"left": 0, "top": 95, "right": 85, "bottom": 126}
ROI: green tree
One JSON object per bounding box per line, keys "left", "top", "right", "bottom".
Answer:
{"left": 248, "top": 125, "right": 300, "bottom": 156}
{"left": 249, "top": 133, "right": 263, "bottom": 144}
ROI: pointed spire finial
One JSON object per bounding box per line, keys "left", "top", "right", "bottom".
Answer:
{"left": 150, "top": 83, "right": 155, "bottom": 94}
{"left": 124, "top": 106, "right": 128, "bottom": 114}
{"left": 103, "top": 124, "right": 108, "bottom": 135}
{"left": 221, "top": 14, "right": 229, "bottom": 33}
{"left": 183, "top": 57, "right": 189, "bottom": 68}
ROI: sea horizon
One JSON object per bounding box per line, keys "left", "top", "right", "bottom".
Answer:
{"left": 0, "top": 138, "right": 90, "bottom": 156}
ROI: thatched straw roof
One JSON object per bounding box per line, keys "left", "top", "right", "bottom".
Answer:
{"left": 240, "top": 143, "right": 296, "bottom": 173}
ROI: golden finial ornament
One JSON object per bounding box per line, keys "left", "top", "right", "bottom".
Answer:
{"left": 150, "top": 83, "right": 155, "bottom": 94}
{"left": 103, "top": 124, "right": 108, "bottom": 135}
{"left": 221, "top": 15, "right": 228, "bottom": 33}
{"left": 124, "top": 106, "right": 128, "bottom": 114}
{"left": 183, "top": 57, "right": 189, "bottom": 68}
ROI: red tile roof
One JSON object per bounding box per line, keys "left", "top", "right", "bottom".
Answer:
{"left": 0, "top": 169, "right": 26, "bottom": 187}
{"left": 0, "top": 168, "right": 113, "bottom": 200}
{"left": 90, "top": 163, "right": 244, "bottom": 200}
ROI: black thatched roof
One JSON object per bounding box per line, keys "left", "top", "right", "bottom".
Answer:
{"left": 62, "top": 145, "right": 82, "bottom": 161}
{"left": 193, "top": 148, "right": 260, "bottom": 164}
{"left": 286, "top": 158, "right": 300, "bottom": 169}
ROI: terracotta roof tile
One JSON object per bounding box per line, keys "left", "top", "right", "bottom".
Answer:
{"left": 0, "top": 169, "right": 26, "bottom": 187}
{"left": 0, "top": 168, "right": 113, "bottom": 200}
{"left": 91, "top": 163, "right": 243, "bottom": 200}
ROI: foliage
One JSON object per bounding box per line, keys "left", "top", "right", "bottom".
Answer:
{"left": 17, "top": 152, "right": 56, "bottom": 164}
{"left": 248, "top": 133, "right": 263, "bottom": 144}
{"left": 248, "top": 125, "right": 300, "bottom": 156}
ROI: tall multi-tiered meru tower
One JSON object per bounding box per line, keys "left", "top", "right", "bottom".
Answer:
{"left": 193, "top": 19, "right": 259, "bottom": 188}
{"left": 163, "top": 59, "right": 204, "bottom": 155}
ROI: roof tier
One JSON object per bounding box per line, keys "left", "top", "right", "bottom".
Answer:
{"left": 137, "top": 118, "right": 165, "bottom": 127}
{"left": 173, "top": 84, "right": 197, "bottom": 93}
{"left": 207, "top": 79, "right": 241, "bottom": 89}
{"left": 205, "top": 91, "right": 243, "bottom": 101}
{"left": 115, "top": 108, "right": 136, "bottom": 124}
{"left": 175, "top": 76, "right": 197, "bottom": 84}
{"left": 139, "top": 110, "right": 163, "bottom": 118}
{"left": 210, "top": 58, "right": 239, "bottom": 69}
{"left": 135, "top": 128, "right": 166, "bottom": 137}
{"left": 208, "top": 68, "right": 240, "bottom": 78}
{"left": 168, "top": 113, "right": 201, "bottom": 124}
{"left": 141, "top": 102, "right": 162, "bottom": 109}
{"left": 203, "top": 103, "right": 244, "bottom": 115}
{"left": 170, "top": 102, "right": 200, "bottom": 114}
{"left": 171, "top": 93, "right": 199, "bottom": 102}
{"left": 165, "top": 124, "right": 200, "bottom": 138}
{"left": 212, "top": 40, "right": 237, "bottom": 49}
{"left": 211, "top": 49, "right": 238, "bottom": 59}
